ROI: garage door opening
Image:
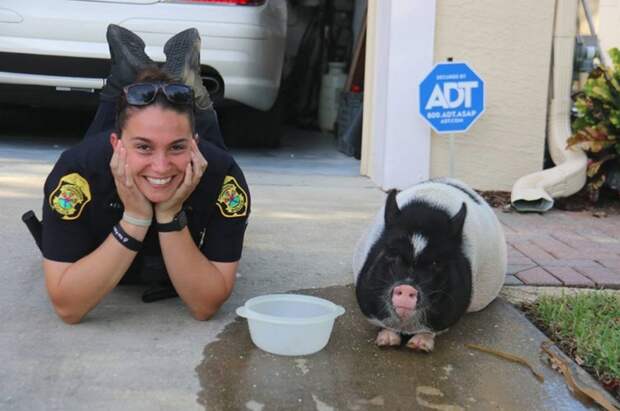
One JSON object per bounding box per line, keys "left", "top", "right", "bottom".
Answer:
{"left": 220, "top": 0, "right": 367, "bottom": 165}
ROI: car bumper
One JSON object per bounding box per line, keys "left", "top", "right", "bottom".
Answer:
{"left": 0, "top": 0, "right": 286, "bottom": 110}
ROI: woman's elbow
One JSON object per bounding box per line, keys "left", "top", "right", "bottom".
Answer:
{"left": 53, "top": 304, "right": 84, "bottom": 324}
{"left": 189, "top": 305, "right": 218, "bottom": 321}
{"left": 190, "top": 311, "right": 212, "bottom": 321}
{"left": 44, "top": 262, "right": 85, "bottom": 324}
{"left": 189, "top": 298, "right": 228, "bottom": 321}
{"left": 48, "top": 291, "right": 84, "bottom": 324}
{"left": 189, "top": 285, "right": 233, "bottom": 321}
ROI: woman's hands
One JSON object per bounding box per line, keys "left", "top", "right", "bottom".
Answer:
{"left": 155, "top": 138, "right": 208, "bottom": 223}
{"left": 110, "top": 140, "right": 153, "bottom": 221}
{"left": 109, "top": 138, "right": 207, "bottom": 223}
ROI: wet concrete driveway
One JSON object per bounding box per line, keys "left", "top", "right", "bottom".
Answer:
{"left": 1, "top": 127, "right": 613, "bottom": 410}
{"left": 197, "top": 285, "right": 599, "bottom": 410}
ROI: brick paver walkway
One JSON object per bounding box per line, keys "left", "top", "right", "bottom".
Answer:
{"left": 498, "top": 210, "right": 620, "bottom": 288}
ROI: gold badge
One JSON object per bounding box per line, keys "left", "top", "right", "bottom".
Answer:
{"left": 49, "top": 173, "right": 92, "bottom": 220}
{"left": 216, "top": 175, "right": 248, "bottom": 218}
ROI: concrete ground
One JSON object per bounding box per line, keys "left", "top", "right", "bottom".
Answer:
{"left": 1, "top": 126, "right": 618, "bottom": 410}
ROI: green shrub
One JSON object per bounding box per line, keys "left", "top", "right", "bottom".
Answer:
{"left": 568, "top": 48, "right": 620, "bottom": 201}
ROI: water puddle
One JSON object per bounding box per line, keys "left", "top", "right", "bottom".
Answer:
{"left": 197, "top": 285, "right": 472, "bottom": 410}
{"left": 195, "top": 285, "right": 591, "bottom": 410}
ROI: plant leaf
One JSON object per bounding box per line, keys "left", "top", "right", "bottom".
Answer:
{"left": 587, "top": 158, "right": 609, "bottom": 177}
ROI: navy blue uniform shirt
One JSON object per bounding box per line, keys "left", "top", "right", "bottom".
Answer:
{"left": 41, "top": 131, "right": 250, "bottom": 282}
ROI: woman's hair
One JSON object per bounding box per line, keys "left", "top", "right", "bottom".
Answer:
{"left": 115, "top": 66, "right": 195, "bottom": 136}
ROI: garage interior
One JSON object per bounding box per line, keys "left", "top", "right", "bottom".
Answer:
{"left": 219, "top": 0, "right": 367, "bottom": 164}
{"left": 0, "top": 0, "right": 368, "bottom": 178}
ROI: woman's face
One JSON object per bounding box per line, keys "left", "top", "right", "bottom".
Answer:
{"left": 112, "top": 105, "right": 195, "bottom": 203}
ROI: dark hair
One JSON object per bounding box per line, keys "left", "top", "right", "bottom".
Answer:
{"left": 115, "top": 66, "right": 195, "bottom": 137}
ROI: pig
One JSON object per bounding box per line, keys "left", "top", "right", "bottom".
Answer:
{"left": 352, "top": 178, "right": 506, "bottom": 352}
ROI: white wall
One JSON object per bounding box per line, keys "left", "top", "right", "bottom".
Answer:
{"left": 362, "top": 0, "right": 556, "bottom": 192}
{"left": 361, "top": 0, "right": 436, "bottom": 190}
{"left": 430, "top": 0, "right": 555, "bottom": 190}
{"left": 597, "top": 0, "right": 620, "bottom": 64}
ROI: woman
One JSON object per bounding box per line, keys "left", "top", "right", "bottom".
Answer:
{"left": 37, "top": 25, "right": 250, "bottom": 323}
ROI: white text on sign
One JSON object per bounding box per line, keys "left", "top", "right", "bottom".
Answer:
{"left": 425, "top": 81, "right": 479, "bottom": 110}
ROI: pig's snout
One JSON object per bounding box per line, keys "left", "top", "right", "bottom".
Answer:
{"left": 392, "top": 284, "right": 417, "bottom": 320}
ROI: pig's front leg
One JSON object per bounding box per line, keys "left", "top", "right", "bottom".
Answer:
{"left": 406, "top": 332, "right": 435, "bottom": 352}
{"left": 376, "top": 328, "right": 401, "bottom": 347}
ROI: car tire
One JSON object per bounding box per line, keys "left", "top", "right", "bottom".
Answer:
{"left": 219, "top": 95, "right": 283, "bottom": 148}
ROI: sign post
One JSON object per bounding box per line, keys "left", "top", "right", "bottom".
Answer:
{"left": 448, "top": 133, "right": 455, "bottom": 177}
{"left": 419, "top": 61, "right": 485, "bottom": 177}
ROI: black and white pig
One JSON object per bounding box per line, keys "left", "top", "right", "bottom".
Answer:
{"left": 352, "top": 178, "right": 506, "bottom": 352}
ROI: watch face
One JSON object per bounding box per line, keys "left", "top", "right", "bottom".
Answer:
{"left": 158, "top": 210, "right": 187, "bottom": 232}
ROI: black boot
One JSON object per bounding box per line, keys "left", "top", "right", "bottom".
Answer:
{"left": 162, "top": 28, "right": 213, "bottom": 110}
{"left": 101, "top": 24, "right": 156, "bottom": 101}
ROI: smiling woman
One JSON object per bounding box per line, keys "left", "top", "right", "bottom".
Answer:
{"left": 28, "top": 25, "right": 251, "bottom": 324}
{"left": 112, "top": 85, "right": 196, "bottom": 204}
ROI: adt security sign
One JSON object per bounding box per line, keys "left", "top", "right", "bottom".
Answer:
{"left": 419, "top": 62, "right": 485, "bottom": 133}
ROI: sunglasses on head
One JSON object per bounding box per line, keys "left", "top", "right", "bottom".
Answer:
{"left": 123, "top": 82, "right": 194, "bottom": 106}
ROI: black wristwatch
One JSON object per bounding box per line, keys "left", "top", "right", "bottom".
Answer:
{"left": 156, "top": 210, "right": 188, "bottom": 232}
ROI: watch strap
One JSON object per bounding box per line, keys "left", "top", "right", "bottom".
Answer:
{"left": 156, "top": 210, "right": 187, "bottom": 232}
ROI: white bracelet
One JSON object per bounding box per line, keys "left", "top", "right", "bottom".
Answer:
{"left": 122, "top": 212, "right": 152, "bottom": 227}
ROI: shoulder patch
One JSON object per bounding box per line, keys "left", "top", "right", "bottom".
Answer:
{"left": 216, "top": 175, "right": 248, "bottom": 218}
{"left": 49, "top": 173, "right": 92, "bottom": 220}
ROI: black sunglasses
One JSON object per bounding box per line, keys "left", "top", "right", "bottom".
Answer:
{"left": 123, "top": 82, "right": 194, "bottom": 106}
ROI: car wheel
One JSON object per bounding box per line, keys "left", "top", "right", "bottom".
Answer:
{"left": 219, "top": 95, "right": 283, "bottom": 148}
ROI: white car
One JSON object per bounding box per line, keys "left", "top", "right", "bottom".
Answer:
{"left": 0, "top": 0, "right": 287, "bottom": 111}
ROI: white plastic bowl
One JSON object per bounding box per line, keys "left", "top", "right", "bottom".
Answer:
{"left": 236, "top": 294, "right": 346, "bottom": 356}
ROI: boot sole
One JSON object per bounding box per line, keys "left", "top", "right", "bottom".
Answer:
{"left": 162, "top": 28, "right": 203, "bottom": 93}
{"left": 107, "top": 24, "right": 154, "bottom": 70}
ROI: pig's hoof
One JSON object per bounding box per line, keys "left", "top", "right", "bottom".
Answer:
{"left": 406, "top": 333, "right": 435, "bottom": 352}
{"left": 376, "top": 329, "right": 401, "bottom": 347}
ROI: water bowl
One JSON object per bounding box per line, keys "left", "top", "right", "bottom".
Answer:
{"left": 236, "top": 294, "right": 346, "bottom": 356}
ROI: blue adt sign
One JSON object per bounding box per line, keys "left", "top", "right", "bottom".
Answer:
{"left": 419, "top": 62, "right": 485, "bottom": 133}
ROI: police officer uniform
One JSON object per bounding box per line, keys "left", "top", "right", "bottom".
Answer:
{"left": 41, "top": 127, "right": 250, "bottom": 296}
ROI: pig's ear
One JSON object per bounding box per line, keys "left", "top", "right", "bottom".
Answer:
{"left": 384, "top": 189, "right": 400, "bottom": 226}
{"left": 449, "top": 202, "right": 467, "bottom": 237}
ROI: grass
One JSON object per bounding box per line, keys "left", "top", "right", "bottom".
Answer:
{"left": 524, "top": 291, "right": 620, "bottom": 400}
